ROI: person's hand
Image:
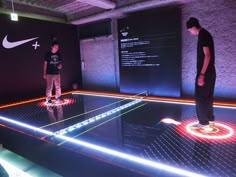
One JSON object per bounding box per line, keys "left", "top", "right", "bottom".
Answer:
{"left": 197, "top": 75, "right": 205, "bottom": 86}
{"left": 43, "top": 74, "right": 47, "bottom": 79}
{"left": 57, "top": 63, "right": 62, "bottom": 70}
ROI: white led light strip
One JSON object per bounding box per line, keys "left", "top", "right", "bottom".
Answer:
{"left": 54, "top": 99, "right": 142, "bottom": 135}
{"left": 0, "top": 115, "right": 206, "bottom": 177}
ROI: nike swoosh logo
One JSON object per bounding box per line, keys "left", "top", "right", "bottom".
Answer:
{"left": 2, "top": 35, "right": 38, "bottom": 49}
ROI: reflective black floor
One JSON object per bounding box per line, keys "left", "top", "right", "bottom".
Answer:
{"left": 0, "top": 92, "right": 236, "bottom": 177}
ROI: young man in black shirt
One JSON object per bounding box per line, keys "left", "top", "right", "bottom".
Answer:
{"left": 186, "top": 17, "right": 216, "bottom": 130}
{"left": 43, "top": 41, "right": 63, "bottom": 104}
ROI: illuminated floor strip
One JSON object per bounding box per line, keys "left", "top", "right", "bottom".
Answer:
{"left": 41, "top": 95, "right": 144, "bottom": 129}
{"left": 142, "top": 99, "right": 236, "bottom": 110}
{"left": 0, "top": 115, "right": 206, "bottom": 177}
{"left": 58, "top": 103, "right": 147, "bottom": 146}
{"left": 72, "top": 91, "right": 147, "bottom": 100}
{"left": 0, "top": 91, "right": 74, "bottom": 109}
{"left": 73, "top": 92, "right": 236, "bottom": 110}
{"left": 54, "top": 99, "right": 142, "bottom": 135}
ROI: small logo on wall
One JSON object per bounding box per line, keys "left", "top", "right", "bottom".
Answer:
{"left": 2, "top": 35, "right": 40, "bottom": 49}
{"left": 121, "top": 32, "right": 128, "bottom": 37}
{"left": 120, "top": 26, "right": 129, "bottom": 37}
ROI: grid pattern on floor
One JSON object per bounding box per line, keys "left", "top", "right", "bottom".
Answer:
{"left": 134, "top": 106, "right": 236, "bottom": 177}
{"left": 0, "top": 94, "right": 236, "bottom": 177}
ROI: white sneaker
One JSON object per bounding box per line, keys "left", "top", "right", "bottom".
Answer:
{"left": 190, "top": 123, "right": 208, "bottom": 129}
{"left": 190, "top": 123, "right": 214, "bottom": 131}
{"left": 209, "top": 121, "right": 215, "bottom": 128}
{"left": 55, "top": 98, "right": 62, "bottom": 104}
{"left": 203, "top": 125, "right": 214, "bottom": 132}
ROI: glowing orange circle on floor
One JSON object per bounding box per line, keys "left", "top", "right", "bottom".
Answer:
{"left": 38, "top": 98, "right": 74, "bottom": 107}
{"left": 186, "top": 121, "right": 234, "bottom": 139}
{"left": 44, "top": 99, "right": 70, "bottom": 106}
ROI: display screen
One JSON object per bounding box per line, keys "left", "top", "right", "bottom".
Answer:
{"left": 118, "top": 8, "right": 181, "bottom": 97}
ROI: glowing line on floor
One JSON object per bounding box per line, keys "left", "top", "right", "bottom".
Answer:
{"left": 73, "top": 91, "right": 236, "bottom": 110}
{"left": 0, "top": 91, "right": 74, "bottom": 109}
{"left": 40, "top": 98, "right": 123, "bottom": 128}
{"left": 58, "top": 103, "right": 147, "bottom": 146}
{"left": 0, "top": 115, "right": 206, "bottom": 177}
{"left": 54, "top": 99, "right": 142, "bottom": 135}
{"left": 213, "top": 105, "right": 236, "bottom": 109}
{"left": 41, "top": 92, "right": 145, "bottom": 129}
{"left": 143, "top": 99, "right": 236, "bottom": 110}
{"left": 72, "top": 91, "right": 147, "bottom": 99}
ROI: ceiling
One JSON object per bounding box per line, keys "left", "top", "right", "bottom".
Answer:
{"left": 0, "top": 0, "right": 188, "bottom": 25}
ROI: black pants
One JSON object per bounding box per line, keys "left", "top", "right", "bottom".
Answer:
{"left": 195, "top": 71, "right": 216, "bottom": 125}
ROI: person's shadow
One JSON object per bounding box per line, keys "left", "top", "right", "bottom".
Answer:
{"left": 46, "top": 105, "right": 64, "bottom": 131}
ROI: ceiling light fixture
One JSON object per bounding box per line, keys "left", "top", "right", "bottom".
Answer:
{"left": 10, "top": 0, "right": 18, "bottom": 21}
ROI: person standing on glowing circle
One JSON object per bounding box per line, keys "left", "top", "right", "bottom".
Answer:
{"left": 186, "top": 17, "right": 216, "bottom": 130}
{"left": 43, "top": 41, "right": 63, "bottom": 104}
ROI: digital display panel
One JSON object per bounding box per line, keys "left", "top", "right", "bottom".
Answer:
{"left": 118, "top": 8, "right": 181, "bottom": 97}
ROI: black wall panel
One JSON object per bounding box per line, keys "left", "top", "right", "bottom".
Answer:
{"left": 0, "top": 14, "right": 81, "bottom": 104}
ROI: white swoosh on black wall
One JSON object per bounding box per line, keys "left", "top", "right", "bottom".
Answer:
{"left": 2, "top": 35, "right": 38, "bottom": 49}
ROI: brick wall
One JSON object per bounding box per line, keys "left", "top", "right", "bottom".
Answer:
{"left": 182, "top": 0, "right": 236, "bottom": 100}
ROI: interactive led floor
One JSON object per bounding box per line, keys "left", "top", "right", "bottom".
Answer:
{"left": 0, "top": 92, "right": 236, "bottom": 177}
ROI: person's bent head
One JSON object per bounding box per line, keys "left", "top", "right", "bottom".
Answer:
{"left": 186, "top": 17, "right": 201, "bottom": 35}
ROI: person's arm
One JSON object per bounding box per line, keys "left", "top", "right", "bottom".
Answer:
{"left": 57, "top": 53, "right": 62, "bottom": 70}
{"left": 43, "top": 61, "right": 47, "bottom": 79}
{"left": 57, "top": 61, "right": 62, "bottom": 70}
{"left": 200, "top": 46, "right": 211, "bottom": 75}
{"left": 197, "top": 46, "right": 211, "bottom": 86}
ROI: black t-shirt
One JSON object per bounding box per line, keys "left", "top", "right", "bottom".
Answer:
{"left": 45, "top": 51, "right": 62, "bottom": 74}
{"left": 197, "top": 28, "right": 215, "bottom": 75}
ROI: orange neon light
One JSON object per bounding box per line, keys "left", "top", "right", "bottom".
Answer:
{"left": 1, "top": 90, "right": 236, "bottom": 109}
{"left": 0, "top": 91, "right": 74, "bottom": 109}
{"left": 73, "top": 90, "right": 236, "bottom": 107}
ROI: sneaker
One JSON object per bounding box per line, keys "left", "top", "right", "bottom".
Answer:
{"left": 190, "top": 123, "right": 208, "bottom": 129}
{"left": 46, "top": 100, "right": 52, "bottom": 104}
{"left": 203, "top": 125, "right": 214, "bottom": 132}
{"left": 55, "top": 98, "right": 62, "bottom": 104}
{"left": 209, "top": 121, "right": 215, "bottom": 128}
{"left": 191, "top": 123, "right": 213, "bottom": 131}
